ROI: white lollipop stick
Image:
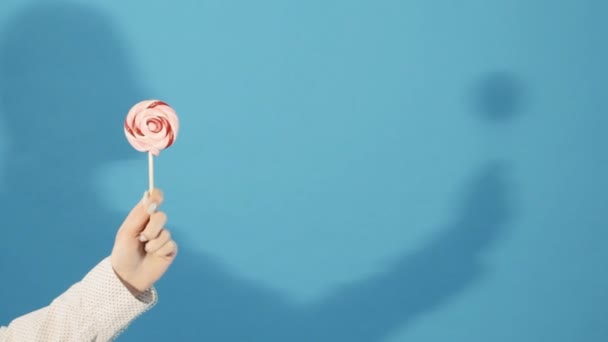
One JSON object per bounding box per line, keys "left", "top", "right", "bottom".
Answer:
{"left": 149, "top": 151, "right": 154, "bottom": 193}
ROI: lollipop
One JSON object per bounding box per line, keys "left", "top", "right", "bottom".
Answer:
{"left": 124, "top": 100, "right": 179, "bottom": 192}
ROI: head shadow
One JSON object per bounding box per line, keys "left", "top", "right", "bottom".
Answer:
{"left": 0, "top": 2, "right": 140, "bottom": 162}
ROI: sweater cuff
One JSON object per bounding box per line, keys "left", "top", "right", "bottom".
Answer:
{"left": 80, "top": 257, "right": 157, "bottom": 338}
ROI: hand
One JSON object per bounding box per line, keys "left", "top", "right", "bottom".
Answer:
{"left": 110, "top": 189, "right": 178, "bottom": 295}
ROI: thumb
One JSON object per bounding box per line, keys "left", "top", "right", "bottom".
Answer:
{"left": 119, "top": 188, "right": 164, "bottom": 237}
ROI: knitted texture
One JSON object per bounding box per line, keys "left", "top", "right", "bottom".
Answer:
{"left": 0, "top": 257, "right": 157, "bottom": 341}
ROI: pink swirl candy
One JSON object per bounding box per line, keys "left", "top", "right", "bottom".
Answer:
{"left": 124, "top": 100, "right": 179, "bottom": 156}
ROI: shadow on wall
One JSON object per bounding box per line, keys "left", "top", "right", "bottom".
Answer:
{"left": 0, "top": 2, "right": 524, "bottom": 341}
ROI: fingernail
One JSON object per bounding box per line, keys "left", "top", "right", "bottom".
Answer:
{"left": 141, "top": 191, "right": 150, "bottom": 206}
{"left": 147, "top": 202, "right": 158, "bottom": 215}
{"left": 138, "top": 234, "right": 148, "bottom": 242}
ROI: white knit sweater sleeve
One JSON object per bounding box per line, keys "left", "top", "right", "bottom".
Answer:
{"left": 0, "top": 257, "right": 157, "bottom": 341}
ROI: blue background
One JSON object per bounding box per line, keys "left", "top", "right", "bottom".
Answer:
{"left": 0, "top": 0, "right": 606, "bottom": 341}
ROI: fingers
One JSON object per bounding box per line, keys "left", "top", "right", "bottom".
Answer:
{"left": 138, "top": 212, "right": 167, "bottom": 242}
{"left": 144, "top": 229, "right": 178, "bottom": 257}
{"left": 155, "top": 239, "right": 178, "bottom": 258}
{"left": 120, "top": 188, "right": 164, "bottom": 237}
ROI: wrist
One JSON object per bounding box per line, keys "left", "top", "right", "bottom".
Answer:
{"left": 111, "top": 267, "right": 146, "bottom": 297}
{"left": 117, "top": 274, "right": 145, "bottom": 297}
